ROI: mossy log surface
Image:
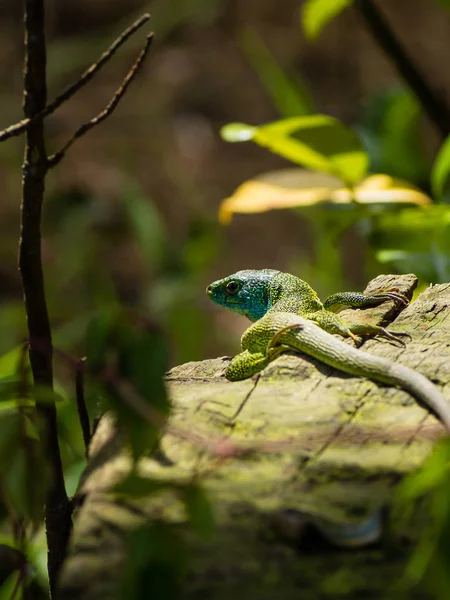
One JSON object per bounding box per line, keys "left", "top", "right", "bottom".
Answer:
{"left": 59, "top": 275, "right": 450, "bottom": 600}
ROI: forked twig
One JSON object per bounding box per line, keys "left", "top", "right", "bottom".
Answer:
{"left": 48, "top": 33, "right": 153, "bottom": 167}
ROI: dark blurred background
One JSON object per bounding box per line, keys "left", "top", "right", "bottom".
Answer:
{"left": 0, "top": 0, "right": 449, "bottom": 367}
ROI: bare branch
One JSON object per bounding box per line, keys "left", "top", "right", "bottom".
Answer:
{"left": 48, "top": 33, "right": 153, "bottom": 168}
{"left": 0, "top": 13, "right": 151, "bottom": 144}
{"left": 355, "top": 0, "right": 450, "bottom": 139}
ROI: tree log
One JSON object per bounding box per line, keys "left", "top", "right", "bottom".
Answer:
{"left": 58, "top": 274, "right": 450, "bottom": 599}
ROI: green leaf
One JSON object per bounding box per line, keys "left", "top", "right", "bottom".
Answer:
{"left": 98, "top": 319, "right": 170, "bottom": 461}
{"left": 123, "top": 183, "right": 168, "bottom": 271}
{"left": 0, "top": 409, "right": 48, "bottom": 523}
{"left": 0, "top": 412, "right": 21, "bottom": 461}
{"left": 239, "top": 28, "right": 314, "bottom": 117}
{"left": 372, "top": 205, "right": 450, "bottom": 282}
{"left": 86, "top": 310, "right": 170, "bottom": 461}
{"left": 0, "top": 544, "right": 24, "bottom": 586}
{"left": 360, "top": 87, "right": 427, "bottom": 184}
{"left": 121, "top": 522, "right": 185, "bottom": 600}
{"left": 393, "top": 439, "right": 450, "bottom": 591}
{"left": 85, "top": 308, "right": 119, "bottom": 373}
{"left": 33, "top": 386, "right": 66, "bottom": 405}
{"left": 179, "top": 484, "right": 215, "bottom": 538}
{"left": 0, "top": 573, "right": 20, "bottom": 600}
{"left": 431, "top": 133, "right": 450, "bottom": 201}
{"left": 396, "top": 438, "right": 450, "bottom": 504}
{"left": 0, "top": 431, "right": 48, "bottom": 522}
{"left": 222, "top": 116, "right": 368, "bottom": 186}
{"left": 0, "top": 346, "right": 29, "bottom": 379}
{"left": 118, "top": 353, "right": 169, "bottom": 459}
{"left": 118, "top": 325, "right": 169, "bottom": 412}
{"left": 302, "top": 0, "right": 354, "bottom": 40}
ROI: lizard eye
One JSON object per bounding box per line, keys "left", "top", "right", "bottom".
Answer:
{"left": 226, "top": 281, "right": 239, "bottom": 295}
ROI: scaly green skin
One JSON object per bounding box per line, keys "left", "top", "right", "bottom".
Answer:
{"left": 207, "top": 269, "right": 450, "bottom": 433}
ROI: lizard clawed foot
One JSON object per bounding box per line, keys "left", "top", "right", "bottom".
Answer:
{"left": 376, "top": 328, "right": 411, "bottom": 347}
{"left": 348, "top": 331, "right": 363, "bottom": 347}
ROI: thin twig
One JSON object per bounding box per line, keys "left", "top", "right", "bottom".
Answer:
{"left": 48, "top": 33, "right": 153, "bottom": 168}
{"left": 355, "top": 0, "right": 450, "bottom": 139}
{"left": 0, "top": 13, "right": 151, "bottom": 144}
{"left": 76, "top": 358, "right": 91, "bottom": 456}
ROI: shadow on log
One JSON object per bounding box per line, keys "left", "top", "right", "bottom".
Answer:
{"left": 58, "top": 274, "right": 450, "bottom": 599}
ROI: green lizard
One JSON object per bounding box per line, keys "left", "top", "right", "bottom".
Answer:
{"left": 206, "top": 269, "right": 450, "bottom": 433}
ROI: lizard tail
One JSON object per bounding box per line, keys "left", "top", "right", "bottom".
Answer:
{"left": 387, "top": 364, "right": 450, "bottom": 434}
{"left": 280, "top": 316, "right": 450, "bottom": 434}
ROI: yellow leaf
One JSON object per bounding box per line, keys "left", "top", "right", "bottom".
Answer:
{"left": 219, "top": 169, "right": 432, "bottom": 224}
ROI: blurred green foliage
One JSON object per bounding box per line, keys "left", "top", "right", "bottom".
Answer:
{"left": 395, "top": 439, "right": 450, "bottom": 600}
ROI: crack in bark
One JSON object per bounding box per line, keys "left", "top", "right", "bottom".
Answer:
{"left": 228, "top": 374, "right": 261, "bottom": 424}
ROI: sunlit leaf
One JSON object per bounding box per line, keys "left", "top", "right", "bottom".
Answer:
{"left": 431, "top": 133, "right": 450, "bottom": 201}
{"left": 221, "top": 123, "right": 256, "bottom": 142}
{"left": 221, "top": 116, "right": 368, "bottom": 187}
{"left": 218, "top": 168, "right": 431, "bottom": 223}
{"left": 302, "top": 0, "right": 354, "bottom": 40}
{"left": 239, "top": 28, "right": 314, "bottom": 116}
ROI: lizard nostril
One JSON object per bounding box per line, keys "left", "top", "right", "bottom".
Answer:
{"left": 206, "top": 285, "right": 213, "bottom": 295}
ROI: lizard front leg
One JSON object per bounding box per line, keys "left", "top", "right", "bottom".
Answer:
{"left": 225, "top": 349, "right": 268, "bottom": 381}
{"left": 323, "top": 290, "right": 409, "bottom": 313}
{"left": 225, "top": 347, "right": 287, "bottom": 381}
{"left": 226, "top": 321, "right": 290, "bottom": 381}
{"left": 307, "top": 309, "right": 409, "bottom": 345}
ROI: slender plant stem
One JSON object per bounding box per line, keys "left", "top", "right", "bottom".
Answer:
{"left": 21, "top": 0, "right": 71, "bottom": 594}
{"left": 76, "top": 358, "right": 91, "bottom": 455}
{"left": 355, "top": 0, "right": 450, "bottom": 139}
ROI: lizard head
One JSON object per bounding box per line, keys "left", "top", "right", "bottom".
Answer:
{"left": 206, "top": 269, "right": 280, "bottom": 321}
